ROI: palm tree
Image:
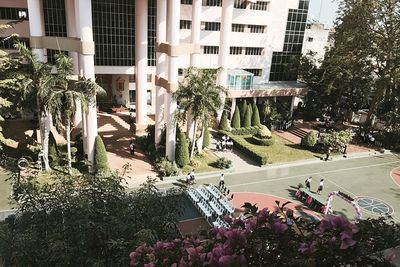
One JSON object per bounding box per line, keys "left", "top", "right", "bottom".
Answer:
{"left": 42, "top": 54, "right": 90, "bottom": 174}
{"left": 174, "top": 67, "right": 227, "bottom": 160}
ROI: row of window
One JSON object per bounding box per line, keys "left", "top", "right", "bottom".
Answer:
{"left": 0, "top": 37, "right": 29, "bottom": 49}
{"left": 181, "top": 0, "right": 269, "bottom": 10}
{"left": 0, "top": 7, "right": 28, "bottom": 20}
{"left": 180, "top": 20, "right": 265, "bottom": 34}
{"left": 203, "top": 46, "right": 264, "bottom": 55}
{"left": 128, "top": 74, "right": 152, "bottom": 83}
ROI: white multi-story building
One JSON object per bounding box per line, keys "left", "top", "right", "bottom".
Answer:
{"left": 302, "top": 22, "right": 334, "bottom": 64}
{"left": 1, "top": 0, "right": 310, "bottom": 162}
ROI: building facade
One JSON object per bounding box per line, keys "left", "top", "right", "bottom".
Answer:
{"left": 302, "top": 22, "right": 334, "bottom": 64}
{"left": 1, "top": 0, "right": 310, "bottom": 161}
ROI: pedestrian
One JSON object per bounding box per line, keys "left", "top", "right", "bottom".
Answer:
{"left": 190, "top": 170, "right": 195, "bottom": 182}
{"left": 325, "top": 147, "right": 331, "bottom": 161}
{"left": 316, "top": 179, "right": 324, "bottom": 194}
{"left": 222, "top": 140, "right": 226, "bottom": 151}
{"left": 216, "top": 140, "right": 221, "bottom": 151}
{"left": 305, "top": 176, "right": 312, "bottom": 191}
{"left": 219, "top": 173, "right": 225, "bottom": 187}
{"left": 129, "top": 140, "right": 136, "bottom": 156}
{"left": 186, "top": 173, "right": 191, "bottom": 184}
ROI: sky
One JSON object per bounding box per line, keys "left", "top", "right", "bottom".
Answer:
{"left": 308, "top": 0, "right": 340, "bottom": 28}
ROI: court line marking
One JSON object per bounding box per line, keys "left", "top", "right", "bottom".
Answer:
{"left": 228, "top": 160, "right": 399, "bottom": 189}
{"left": 389, "top": 167, "right": 400, "bottom": 188}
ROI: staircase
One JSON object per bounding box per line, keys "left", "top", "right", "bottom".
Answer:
{"left": 287, "top": 126, "right": 309, "bottom": 139}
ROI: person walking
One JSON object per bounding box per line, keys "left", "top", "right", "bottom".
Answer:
{"left": 190, "top": 170, "right": 195, "bottom": 182}
{"left": 219, "top": 173, "right": 225, "bottom": 187}
{"left": 325, "top": 147, "right": 331, "bottom": 161}
{"left": 305, "top": 176, "right": 312, "bottom": 191}
{"left": 129, "top": 140, "right": 136, "bottom": 156}
{"left": 316, "top": 179, "right": 324, "bottom": 194}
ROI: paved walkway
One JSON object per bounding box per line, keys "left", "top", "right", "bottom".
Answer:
{"left": 97, "top": 112, "right": 157, "bottom": 187}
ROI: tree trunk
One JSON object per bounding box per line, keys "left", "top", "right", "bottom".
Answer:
{"left": 41, "top": 112, "right": 52, "bottom": 171}
{"left": 197, "top": 127, "right": 204, "bottom": 154}
{"left": 365, "top": 85, "right": 387, "bottom": 129}
{"left": 190, "top": 119, "right": 197, "bottom": 160}
{"left": 66, "top": 118, "right": 72, "bottom": 174}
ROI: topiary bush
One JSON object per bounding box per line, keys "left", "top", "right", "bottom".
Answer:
{"left": 240, "top": 100, "right": 248, "bottom": 127}
{"left": 255, "top": 125, "right": 272, "bottom": 139}
{"left": 94, "top": 135, "right": 110, "bottom": 174}
{"left": 301, "top": 131, "right": 318, "bottom": 147}
{"left": 218, "top": 110, "right": 229, "bottom": 131}
{"left": 214, "top": 157, "right": 232, "bottom": 169}
{"left": 155, "top": 157, "right": 181, "bottom": 177}
{"left": 48, "top": 131, "right": 59, "bottom": 167}
{"left": 251, "top": 136, "right": 275, "bottom": 146}
{"left": 231, "top": 106, "right": 241, "bottom": 129}
{"left": 230, "top": 126, "right": 262, "bottom": 135}
{"left": 175, "top": 132, "right": 190, "bottom": 167}
{"left": 251, "top": 103, "right": 261, "bottom": 126}
{"left": 244, "top": 105, "right": 252, "bottom": 127}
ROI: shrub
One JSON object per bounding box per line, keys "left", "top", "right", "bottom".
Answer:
{"left": 175, "top": 133, "right": 190, "bottom": 167}
{"left": 252, "top": 136, "right": 275, "bottom": 146}
{"left": 251, "top": 103, "right": 261, "bottom": 126}
{"left": 190, "top": 159, "right": 201, "bottom": 169}
{"left": 256, "top": 125, "right": 272, "bottom": 139}
{"left": 220, "top": 131, "right": 268, "bottom": 166}
{"left": 155, "top": 158, "right": 181, "bottom": 177}
{"left": 48, "top": 131, "right": 59, "bottom": 166}
{"left": 214, "top": 157, "right": 232, "bottom": 169}
{"left": 203, "top": 122, "right": 210, "bottom": 148}
{"left": 94, "top": 135, "right": 110, "bottom": 174}
{"left": 244, "top": 105, "right": 252, "bottom": 127}
{"left": 301, "top": 131, "right": 318, "bottom": 147}
{"left": 230, "top": 126, "right": 261, "bottom": 135}
{"left": 218, "top": 110, "right": 229, "bottom": 131}
{"left": 231, "top": 106, "right": 241, "bottom": 129}
{"left": 240, "top": 100, "right": 248, "bottom": 126}
{"left": 319, "top": 130, "right": 353, "bottom": 152}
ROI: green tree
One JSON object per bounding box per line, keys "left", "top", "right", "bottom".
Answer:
{"left": 203, "top": 121, "right": 210, "bottom": 148}
{"left": 251, "top": 103, "right": 261, "bottom": 126}
{"left": 218, "top": 110, "right": 229, "bottom": 131}
{"left": 0, "top": 174, "right": 183, "bottom": 266}
{"left": 240, "top": 100, "right": 248, "bottom": 127}
{"left": 94, "top": 135, "right": 110, "bottom": 174}
{"left": 231, "top": 106, "right": 241, "bottom": 129}
{"left": 175, "top": 132, "right": 190, "bottom": 167}
{"left": 174, "top": 67, "right": 227, "bottom": 160}
{"left": 244, "top": 105, "right": 252, "bottom": 127}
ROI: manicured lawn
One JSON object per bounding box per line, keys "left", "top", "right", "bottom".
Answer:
{"left": 193, "top": 150, "right": 220, "bottom": 173}
{"left": 0, "top": 171, "right": 13, "bottom": 210}
{"left": 235, "top": 133, "right": 323, "bottom": 164}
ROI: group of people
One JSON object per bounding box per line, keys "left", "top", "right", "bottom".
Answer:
{"left": 305, "top": 176, "right": 324, "bottom": 195}
{"left": 186, "top": 170, "right": 196, "bottom": 184}
{"left": 216, "top": 135, "right": 233, "bottom": 152}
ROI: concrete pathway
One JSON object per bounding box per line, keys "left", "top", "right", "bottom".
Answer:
{"left": 97, "top": 112, "right": 157, "bottom": 187}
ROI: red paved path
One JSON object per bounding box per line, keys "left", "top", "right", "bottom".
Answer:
{"left": 391, "top": 167, "right": 400, "bottom": 187}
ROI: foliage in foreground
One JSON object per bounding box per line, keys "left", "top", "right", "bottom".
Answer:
{"left": 0, "top": 174, "right": 184, "bottom": 266}
{"left": 130, "top": 202, "right": 400, "bottom": 266}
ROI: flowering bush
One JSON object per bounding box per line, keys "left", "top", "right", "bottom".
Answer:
{"left": 130, "top": 202, "right": 400, "bottom": 266}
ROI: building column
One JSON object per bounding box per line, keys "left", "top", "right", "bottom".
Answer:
{"left": 165, "top": 0, "right": 180, "bottom": 162}
{"left": 186, "top": 0, "right": 202, "bottom": 139}
{"left": 65, "top": 0, "right": 82, "bottom": 129}
{"left": 76, "top": 0, "right": 97, "bottom": 170}
{"left": 27, "top": 0, "right": 46, "bottom": 62}
{"left": 290, "top": 96, "right": 296, "bottom": 118}
{"left": 135, "top": 0, "right": 148, "bottom": 133}
{"left": 155, "top": 0, "right": 167, "bottom": 145}
{"left": 230, "top": 98, "right": 236, "bottom": 120}
{"left": 217, "top": 0, "right": 234, "bottom": 120}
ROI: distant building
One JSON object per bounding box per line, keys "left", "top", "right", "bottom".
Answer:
{"left": 302, "top": 22, "right": 334, "bottom": 64}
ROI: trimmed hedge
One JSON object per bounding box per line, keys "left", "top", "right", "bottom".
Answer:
{"left": 218, "top": 110, "right": 229, "bottom": 131}
{"left": 220, "top": 130, "right": 268, "bottom": 166}
{"left": 251, "top": 136, "right": 275, "bottom": 146}
{"left": 176, "top": 132, "right": 190, "bottom": 167}
{"left": 251, "top": 103, "right": 261, "bottom": 126}
{"left": 244, "top": 105, "right": 252, "bottom": 127}
{"left": 231, "top": 126, "right": 261, "bottom": 135}
{"left": 301, "top": 131, "right": 318, "bottom": 147}
{"left": 231, "top": 106, "right": 241, "bottom": 129}
{"left": 94, "top": 135, "right": 110, "bottom": 174}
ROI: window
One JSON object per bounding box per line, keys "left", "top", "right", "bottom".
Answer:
{"left": 148, "top": 0, "right": 157, "bottom": 66}
{"left": 203, "top": 46, "right": 219, "bottom": 54}
{"left": 0, "top": 7, "right": 29, "bottom": 20}
{"left": 178, "top": 68, "right": 184, "bottom": 76}
{"left": 245, "top": 47, "right": 263, "bottom": 55}
{"left": 244, "top": 69, "right": 262, "bottom": 76}
{"left": 232, "top": 24, "right": 245, "bottom": 32}
{"left": 129, "top": 90, "right": 136, "bottom": 104}
{"left": 0, "top": 37, "right": 29, "bottom": 50}
{"left": 147, "top": 74, "right": 152, "bottom": 82}
{"left": 203, "top": 22, "right": 221, "bottom": 31}
{"left": 230, "top": 47, "right": 242, "bottom": 55}
{"left": 203, "top": 0, "right": 222, "bottom": 6}
{"left": 181, "top": 0, "right": 193, "bottom": 4}
{"left": 234, "top": 0, "right": 246, "bottom": 9}
{"left": 180, "top": 20, "right": 192, "bottom": 29}
{"left": 248, "top": 25, "right": 265, "bottom": 33}
{"left": 129, "top": 75, "right": 136, "bottom": 83}
{"left": 249, "top": 1, "right": 269, "bottom": 11}
{"left": 308, "top": 37, "right": 314, "bottom": 42}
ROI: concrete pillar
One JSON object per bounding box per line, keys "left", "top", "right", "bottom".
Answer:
{"left": 230, "top": 98, "right": 236, "bottom": 120}
{"left": 216, "top": 0, "right": 234, "bottom": 120}
{"left": 76, "top": 0, "right": 97, "bottom": 169}
{"left": 253, "top": 97, "right": 257, "bottom": 104}
{"left": 165, "top": 0, "right": 180, "bottom": 161}
{"left": 290, "top": 96, "right": 296, "bottom": 118}
{"left": 135, "top": 0, "right": 148, "bottom": 133}
{"left": 155, "top": 0, "right": 167, "bottom": 145}
{"left": 186, "top": 0, "right": 202, "bottom": 139}
{"left": 27, "top": 0, "right": 46, "bottom": 62}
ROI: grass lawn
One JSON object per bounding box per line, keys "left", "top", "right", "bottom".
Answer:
{"left": 193, "top": 150, "right": 220, "bottom": 173}
{"left": 0, "top": 171, "right": 13, "bottom": 210}
{"left": 236, "top": 133, "right": 323, "bottom": 164}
